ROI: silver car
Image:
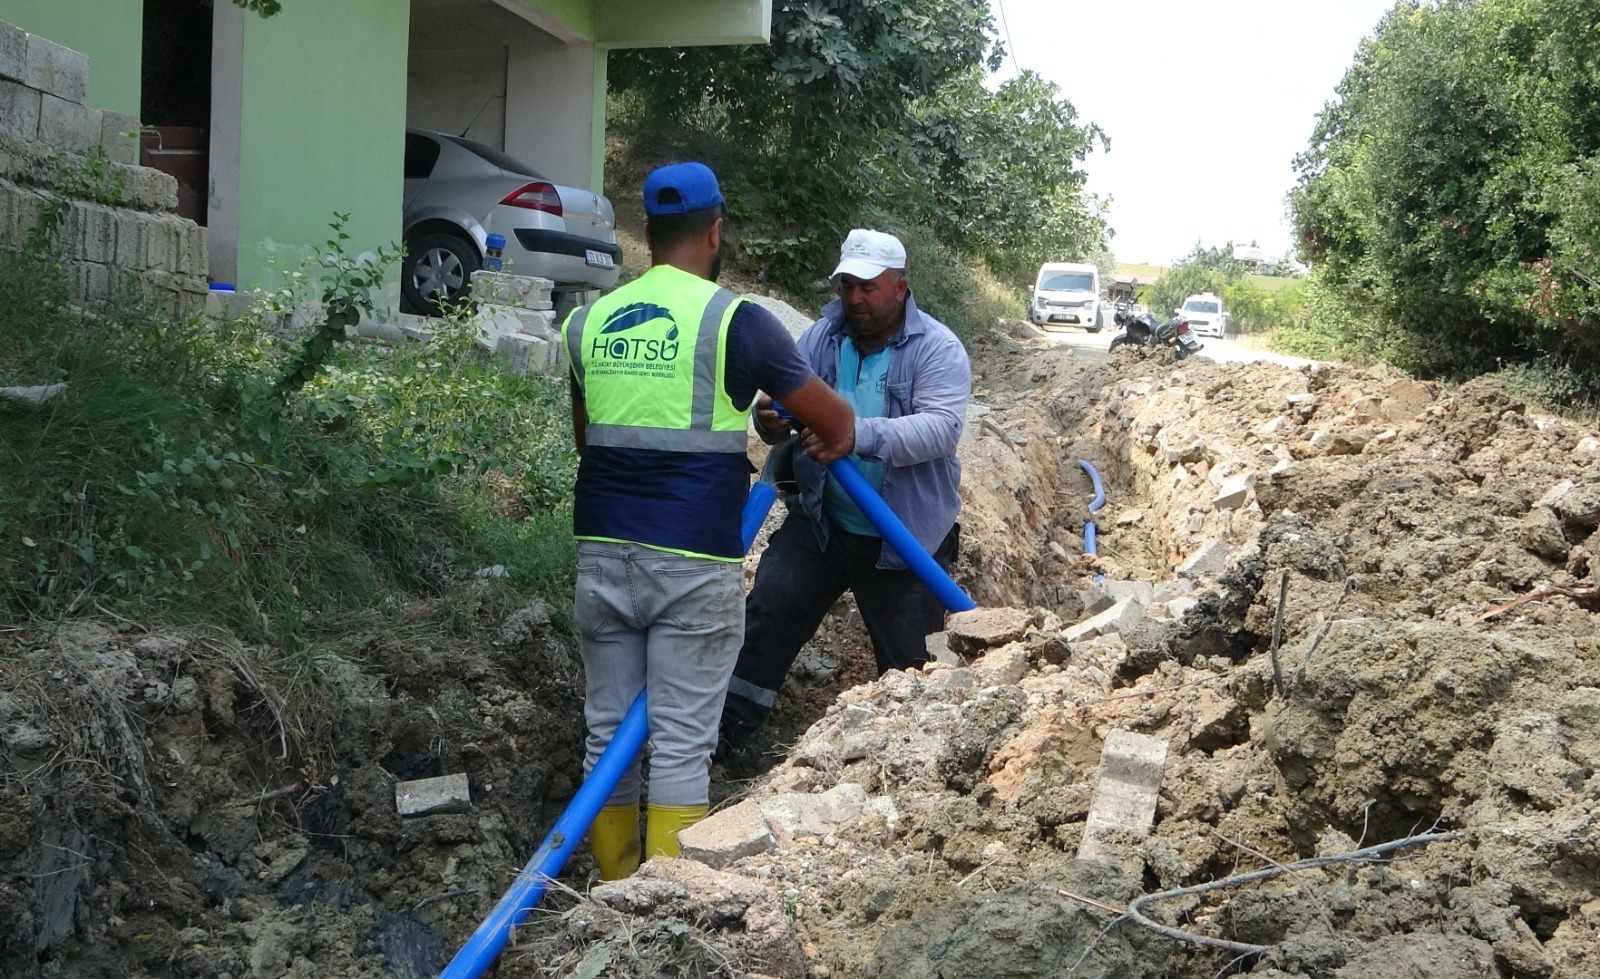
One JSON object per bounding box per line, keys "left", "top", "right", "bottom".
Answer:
{"left": 401, "top": 128, "right": 622, "bottom": 315}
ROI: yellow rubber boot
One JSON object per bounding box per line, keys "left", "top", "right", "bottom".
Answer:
{"left": 644, "top": 803, "right": 709, "bottom": 860}
{"left": 589, "top": 804, "right": 641, "bottom": 881}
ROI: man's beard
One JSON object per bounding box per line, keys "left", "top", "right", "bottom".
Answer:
{"left": 709, "top": 237, "right": 728, "bottom": 283}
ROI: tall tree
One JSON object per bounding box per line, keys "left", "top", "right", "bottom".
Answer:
{"left": 610, "top": 0, "right": 1104, "bottom": 283}
{"left": 1291, "top": 0, "right": 1600, "bottom": 399}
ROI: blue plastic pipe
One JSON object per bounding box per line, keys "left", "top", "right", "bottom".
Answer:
{"left": 437, "top": 691, "right": 648, "bottom": 978}
{"left": 438, "top": 483, "right": 778, "bottom": 979}
{"left": 827, "top": 457, "right": 976, "bottom": 613}
{"left": 1077, "top": 459, "right": 1106, "bottom": 583}
{"left": 741, "top": 480, "right": 777, "bottom": 550}
{"left": 439, "top": 460, "right": 967, "bottom": 978}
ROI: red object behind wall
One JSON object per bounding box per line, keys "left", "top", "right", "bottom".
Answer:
{"left": 139, "top": 126, "right": 209, "bottom": 226}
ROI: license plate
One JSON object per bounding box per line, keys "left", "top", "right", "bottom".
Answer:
{"left": 584, "top": 250, "right": 615, "bottom": 269}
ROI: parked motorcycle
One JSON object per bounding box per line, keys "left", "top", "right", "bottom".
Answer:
{"left": 1108, "top": 310, "right": 1202, "bottom": 359}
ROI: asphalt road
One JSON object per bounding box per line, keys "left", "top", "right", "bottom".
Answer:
{"left": 1035, "top": 323, "right": 1318, "bottom": 368}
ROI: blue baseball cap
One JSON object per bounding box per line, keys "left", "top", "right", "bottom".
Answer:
{"left": 643, "top": 162, "right": 725, "bottom": 216}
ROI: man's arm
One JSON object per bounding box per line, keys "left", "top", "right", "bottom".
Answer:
{"left": 782, "top": 377, "right": 854, "bottom": 464}
{"left": 853, "top": 334, "right": 970, "bottom": 467}
{"left": 569, "top": 374, "right": 587, "bottom": 458}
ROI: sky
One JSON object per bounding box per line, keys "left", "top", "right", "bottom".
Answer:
{"left": 987, "top": 0, "right": 1399, "bottom": 267}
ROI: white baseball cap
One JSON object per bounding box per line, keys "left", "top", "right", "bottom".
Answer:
{"left": 831, "top": 229, "right": 907, "bottom": 280}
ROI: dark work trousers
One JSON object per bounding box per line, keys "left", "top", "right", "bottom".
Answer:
{"left": 720, "top": 510, "right": 959, "bottom": 746}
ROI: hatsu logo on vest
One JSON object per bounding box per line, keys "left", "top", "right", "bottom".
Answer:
{"left": 592, "top": 303, "right": 683, "bottom": 366}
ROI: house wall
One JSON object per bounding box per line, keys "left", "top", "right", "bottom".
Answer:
{"left": 212, "top": 0, "right": 410, "bottom": 293}
{"left": 407, "top": 3, "right": 602, "bottom": 194}
{"left": 0, "top": 0, "right": 142, "bottom": 115}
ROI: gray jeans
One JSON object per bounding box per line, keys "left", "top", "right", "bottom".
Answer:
{"left": 575, "top": 541, "right": 744, "bottom": 808}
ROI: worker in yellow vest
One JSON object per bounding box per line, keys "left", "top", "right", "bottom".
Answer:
{"left": 562, "top": 162, "right": 854, "bottom": 879}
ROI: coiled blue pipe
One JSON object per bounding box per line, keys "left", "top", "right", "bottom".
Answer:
{"left": 440, "top": 455, "right": 973, "bottom": 978}
{"left": 1077, "top": 459, "right": 1106, "bottom": 582}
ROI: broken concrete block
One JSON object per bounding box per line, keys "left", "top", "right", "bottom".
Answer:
{"left": 38, "top": 93, "right": 101, "bottom": 154}
{"left": 1308, "top": 429, "right": 1368, "bottom": 456}
{"left": 1063, "top": 598, "right": 1145, "bottom": 643}
{"left": 99, "top": 110, "right": 140, "bottom": 164}
{"left": 971, "top": 644, "right": 1029, "bottom": 688}
{"left": 1095, "top": 579, "right": 1156, "bottom": 608}
{"left": 1077, "top": 728, "right": 1168, "bottom": 875}
{"left": 760, "top": 784, "right": 897, "bottom": 838}
{"left": 1164, "top": 596, "right": 1199, "bottom": 620}
{"left": 0, "top": 22, "right": 27, "bottom": 85}
{"left": 1285, "top": 393, "right": 1316, "bottom": 406}
{"left": 1178, "top": 540, "right": 1229, "bottom": 579}
{"left": 496, "top": 330, "right": 559, "bottom": 376}
{"left": 469, "top": 269, "right": 554, "bottom": 309}
{"left": 394, "top": 773, "right": 471, "bottom": 816}
{"left": 1151, "top": 579, "right": 1193, "bottom": 603}
{"left": 945, "top": 607, "right": 1031, "bottom": 656}
{"left": 926, "top": 630, "right": 961, "bottom": 666}
{"left": 1211, "top": 472, "right": 1256, "bottom": 511}
{"left": 23, "top": 33, "right": 88, "bottom": 105}
{"left": 677, "top": 799, "right": 775, "bottom": 870}
{"left": 0, "top": 78, "right": 40, "bottom": 142}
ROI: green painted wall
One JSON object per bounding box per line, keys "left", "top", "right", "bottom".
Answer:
{"left": 234, "top": 0, "right": 409, "bottom": 294}
{"left": 0, "top": 0, "right": 142, "bottom": 114}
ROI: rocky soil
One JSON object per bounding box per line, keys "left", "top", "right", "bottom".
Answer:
{"left": 2, "top": 317, "right": 1599, "bottom": 978}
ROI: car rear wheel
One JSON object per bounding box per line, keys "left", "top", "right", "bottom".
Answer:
{"left": 402, "top": 232, "right": 479, "bottom": 316}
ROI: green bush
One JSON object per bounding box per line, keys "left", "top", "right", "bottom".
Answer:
{"left": 0, "top": 237, "right": 578, "bottom": 648}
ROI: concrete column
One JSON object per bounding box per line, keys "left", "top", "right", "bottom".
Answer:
{"left": 207, "top": 2, "right": 244, "bottom": 284}
{"left": 504, "top": 32, "right": 595, "bottom": 192}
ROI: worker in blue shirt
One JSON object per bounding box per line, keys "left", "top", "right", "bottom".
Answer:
{"left": 718, "top": 228, "right": 971, "bottom": 750}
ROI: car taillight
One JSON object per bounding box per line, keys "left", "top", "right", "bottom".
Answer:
{"left": 501, "top": 182, "right": 563, "bottom": 214}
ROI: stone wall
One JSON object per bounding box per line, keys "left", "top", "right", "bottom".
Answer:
{"left": 0, "top": 19, "right": 208, "bottom": 316}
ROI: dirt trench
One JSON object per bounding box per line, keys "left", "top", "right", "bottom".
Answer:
{"left": 2, "top": 318, "right": 1599, "bottom": 978}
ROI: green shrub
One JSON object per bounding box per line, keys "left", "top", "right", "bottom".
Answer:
{"left": 0, "top": 229, "right": 578, "bottom": 648}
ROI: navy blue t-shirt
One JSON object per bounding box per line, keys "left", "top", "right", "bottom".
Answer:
{"left": 573, "top": 300, "right": 813, "bottom": 559}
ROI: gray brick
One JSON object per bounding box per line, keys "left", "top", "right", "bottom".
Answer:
{"left": 145, "top": 219, "right": 177, "bottom": 271}
{"left": 99, "top": 111, "right": 140, "bottom": 165}
{"left": 118, "top": 164, "right": 177, "bottom": 212}
{"left": 0, "top": 78, "right": 40, "bottom": 142}
{"left": 7, "top": 184, "right": 41, "bottom": 243}
{"left": 23, "top": 33, "right": 88, "bottom": 104}
{"left": 394, "top": 774, "right": 471, "bottom": 816}
{"left": 38, "top": 94, "right": 101, "bottom": 154}
{"left": 58, "top": 202, "right": 84, "bottom": 259}
{"left": 0, "top": 22, "right": 26, "bottom": 83}
{"left": 114, "top": 211, "right": 147, "bottom": 268}
{"left": 83, "top": 260, "right": 112, "bottom": 303}
{"left": 79, "top": 202, "right": 115, "bottom": 263}
{"left": 177, "top": 219, "right": 207, "bottom": 276}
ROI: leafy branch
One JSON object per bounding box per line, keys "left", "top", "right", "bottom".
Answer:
{"left": 272, "top": 212, "right": 401, "bottom": 399}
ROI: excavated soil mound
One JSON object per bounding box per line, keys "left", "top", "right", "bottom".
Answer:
{"left": 2, "top": 319, "right": 1598, "bottom": 978}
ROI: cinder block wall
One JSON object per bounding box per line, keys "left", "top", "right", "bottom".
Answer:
{"left": 0, "top": 19, "right": 208, "bottom": 317}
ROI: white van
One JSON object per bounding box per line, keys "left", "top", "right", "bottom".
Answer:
{"left": 1029, "top": 262, "right": 1101, "bottom": 332}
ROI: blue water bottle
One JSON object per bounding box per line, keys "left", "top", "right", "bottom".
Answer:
{"left": 484, "top": 233, "right": 505, "bottom": 272}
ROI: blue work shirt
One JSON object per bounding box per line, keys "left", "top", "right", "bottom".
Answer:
{"left": 777, "top": 291, "right": 971, "bottom": 570}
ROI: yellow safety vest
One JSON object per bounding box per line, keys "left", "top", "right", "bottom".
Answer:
{"left": 563, "top": 264, "right": 748, "bottom": 454}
